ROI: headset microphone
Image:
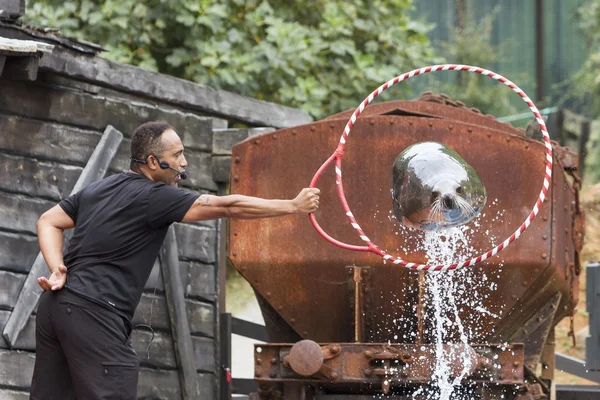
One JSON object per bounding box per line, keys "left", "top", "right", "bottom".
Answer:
{"left": 131, "top": 156, "right": 188, "bottom": 180}
{"left": 158, "top": 161, "right": 188, "bottom": 180}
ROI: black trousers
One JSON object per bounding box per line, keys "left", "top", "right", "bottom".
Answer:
{"left": 30, "top": 289, "right": 139, "bottom": 400}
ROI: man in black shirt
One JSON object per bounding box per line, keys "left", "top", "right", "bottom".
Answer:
{"left": 31, "top": 121, "right": 320, "bottom": 400}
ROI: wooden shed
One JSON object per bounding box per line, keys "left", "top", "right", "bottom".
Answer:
{"left": 0, "top": 8, "right": 311, "bottom": 399}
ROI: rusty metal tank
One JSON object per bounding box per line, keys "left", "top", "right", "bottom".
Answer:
{"left": 228, "top": 94, "right": 584, "bottom": 399}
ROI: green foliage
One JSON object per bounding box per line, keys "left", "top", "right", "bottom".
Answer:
{"left": 429, "top": 5, "right": 519, "bottom": 118}
{"left": 24, "top": 0, "right": 436, "bottom": 119}
{"left": 571, "top": 1, "right": 600, "bottom": 182}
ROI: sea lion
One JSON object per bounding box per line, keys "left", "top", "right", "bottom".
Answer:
{"left": 391, "top": 142, "right": 486, "bottom": 230}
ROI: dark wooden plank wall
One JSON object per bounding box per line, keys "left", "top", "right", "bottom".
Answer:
{"left": 0, "top": 72, "right": 222, "bottom": 398}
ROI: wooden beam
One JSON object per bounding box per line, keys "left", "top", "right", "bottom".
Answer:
{"left": 34, "top": 45, "right": 311, "bottom": 128}
{"left": 0, "top": 55, "right": 39, "bottom": 81}
{"left": 2, "top": 125, "right": 123, "bottom": 348}
{"left": 159, "top": 227, "right": 202, "bottom": 399}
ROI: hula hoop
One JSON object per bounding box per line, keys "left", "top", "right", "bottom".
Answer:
{"left": 309, "top": 64, "right": 552, "bottom": 272}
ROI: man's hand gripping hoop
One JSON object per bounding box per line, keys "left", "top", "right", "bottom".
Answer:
{"left": 309, "top": 64, "right": 553, "bottom": 272}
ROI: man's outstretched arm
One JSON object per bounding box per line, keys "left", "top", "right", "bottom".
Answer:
{"left": 182, "top": 187, "right": 320, "bottom": 222}
{"left": 36, "top": 205, "right": 75, "bottom": 290}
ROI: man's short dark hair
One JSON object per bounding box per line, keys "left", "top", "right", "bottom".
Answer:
{"left": 130, "top": 121, "right": 173, "bottom": 171}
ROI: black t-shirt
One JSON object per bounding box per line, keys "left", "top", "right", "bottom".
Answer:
{"left": 59, "top": 172, "right": 199, "bottom": 320}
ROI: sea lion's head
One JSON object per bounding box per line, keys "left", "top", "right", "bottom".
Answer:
{"left": 392, "top": 142, "right": 487, "bottom": 231}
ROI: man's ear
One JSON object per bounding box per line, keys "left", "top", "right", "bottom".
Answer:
{"left": 147, "top": 155, "right": 158, "bottom": 170}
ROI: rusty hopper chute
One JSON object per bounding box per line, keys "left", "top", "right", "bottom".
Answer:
{"left": 228, "top": 95, "right": 583, "bottom": 400}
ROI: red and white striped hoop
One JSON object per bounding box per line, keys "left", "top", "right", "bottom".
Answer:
{"left": 309, "top": 64, "right": 552, "bottom": 271}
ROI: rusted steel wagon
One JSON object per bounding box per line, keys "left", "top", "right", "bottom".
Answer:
{"left": 228, "top": 94, "right": 583, "bottom": 400}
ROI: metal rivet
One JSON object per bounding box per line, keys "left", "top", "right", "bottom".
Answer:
{"left": 541, "top": 253, "right": 547, "bottom": 259}
{"left": 310, "top": 127, "right": 316, "bottom": 132}
{"left": 467, "top": 127, "right": 473, "bottom": 133}
{"left": 254, "top": 139, "right": 260, "bottom": 145}
{"left": 290, "top": 318, "right": 296, "bottom": 324}
{"left": 428, "top": 122, "right": 433, "bottom": 127}
{"left": 522, "top": 281, "right": 528, "bottom": 287}
{"left": 330, "top": 123, "right": 336, "bottom": 129}
{"left": 233, "top": 175, "right": 239, "bottom": 182}
{"left": 232, "top": 252, "right": 237, "bottom": 257}
{"left": 256, "top": 359, "right": 262, "bottom": 365}
{"left": 270, "top": 358, "right": 278, "bottom": 365}
{"left": 266, "top": 292, "right": 271, "bottom": 297}
{"left": 524, "top": 144, "right": 529, "bottom": 149}
{"left": 330, "top": 371, "right": 339, "bottom": 380}
{"left": 512, "top": 294, "right": 518, "bottom": 300}
{"left": 364, "top": 350, "right": 373, "bottom": 359}
{"left": 448, "top": 124, "right": 454, "bottom": 130}
{"left": 390, "top": 120, "right": 395, "bottom": 125}
{"left": 363, "top": 368, "right": 373, "bottom": 377}
{"left": 255, "top": 370, "right": 262, "bottom": 377}
{"left": 408, "top": 121, "right": 413, "bottom": 126}
{"left": 272, "top": 135, "right": 277, "bottom": 140}
{"left": 292, "top": 130, "right": 297, "bottom": 135}
{"left": 269, "top": 371, "right": 277, "bottom": 378}
{"left": 542, "top": 234, "right": 548, "bottom": 240}
{"left": 235, "top": 157, "right": 241, "bottom": 163}
{"left": 303, "top": 331, "right": 308, "bottom": 336}
{"left": 506, "top": 137, "right": 510, "bottom": 142}
{"left": 278, "top": 305, "right": 283, "bottom": 311}
{"left": 330, "top": 345, "right": 340, "bottom": 354}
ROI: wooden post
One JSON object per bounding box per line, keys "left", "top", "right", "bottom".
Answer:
{"left": 2, "top": 125, "right": 123, "bottom": 347}
{"left": 159, "top": 227, "right": 201, "bottom": 399}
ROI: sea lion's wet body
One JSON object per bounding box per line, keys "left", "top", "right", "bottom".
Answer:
{"left": 392, "top": 142, "right": 487, "bottom": 231}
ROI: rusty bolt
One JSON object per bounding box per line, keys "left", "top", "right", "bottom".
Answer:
{"left": 233, "top": 175, "right": 239, "bottom": 182}
{"left": 363, "top": 368, "right": 373, "bottom": 377}
{"left": 330, "top": 345, "right": 340, "bottom": 354}
{"left": 270, "top": 357, "right": 278, "bottom": 365}
{"left": 364, "top": 350, "right": 374, "bottom": 359}
{"left": 506, "top": 137, "right": 511, "bottom": 142}
{"left": 254, "top": 139, "right": 260, "bottom": 145}
{"left": 235, "top": 157, "right": 241, "bottom": 163}
{"left": 541, "top": 253, "right": 547, "bottom": 259}
{"left": 542, "top": 234, "right": 548, "bottom": 240}
{"left": 448, "top": 124, "right": 454, "bottom": 130}
{"left": 428, "top": 122, "right": 433, "bottom": 128}
{"left": 543, "top": 216, "right": 548, "bottom": 221}
{"left": 487, "top": 133, "right": 492, "bottom": 138}
{"left": 272, "top": 135, "right": 278, "bottom": 140}
{"left": 370, "top": 120, "right": 375, "bottom": 126}
{"left": 310, "top": 126, "right": 316, "bottom": 132}
{"left": 330, "top": 123, "right": 336, "bottom": 129}
{"left": 292, "top": 130, "right": 297, "bottom": 135}
{"left": 330, "top": 371, "right": 339, "bottom": 380}
{"left": 467, "top": 127, "right": 473, "bottom": 133}
{"left": 256, "top": 359, "right": 263, "bottom": 365}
